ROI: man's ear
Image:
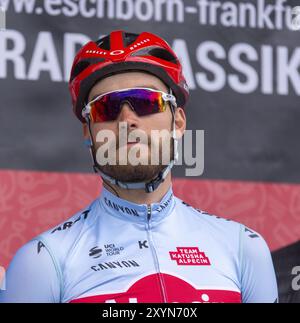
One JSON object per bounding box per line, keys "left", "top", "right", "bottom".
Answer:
{"left": 82, "top": 123, "right": 92, "bottom": 147}
{"left": 174, "top": 107, "right": 186, "bottom": 139}
{"left": 83, "top": 123, "right": 89, "bottom": 139}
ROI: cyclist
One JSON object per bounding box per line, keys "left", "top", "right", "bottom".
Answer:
{"left": 0, "top": 30, "right": 278, "bottom": 303}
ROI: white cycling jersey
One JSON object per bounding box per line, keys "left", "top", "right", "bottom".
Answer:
{"left": 0, "top": 186, "right": 278, "bottom": 303}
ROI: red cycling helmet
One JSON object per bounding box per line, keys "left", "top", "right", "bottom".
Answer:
{"left": 69, "top": 30, "right": 189, "bottom": 122}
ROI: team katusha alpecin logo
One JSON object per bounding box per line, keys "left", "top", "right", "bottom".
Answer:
{"left": 169, "top": 247, "right": 211, "bottom": 266}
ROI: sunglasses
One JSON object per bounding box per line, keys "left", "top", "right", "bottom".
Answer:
{"left": 82, "top": 87, "right": 177, "bottom": 122}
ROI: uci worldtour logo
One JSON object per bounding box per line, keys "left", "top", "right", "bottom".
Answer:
{"left": 89, "top": 246, "right": 103, "bottom": 258}
{"left": 89, "top": 244, "right": 125, "bottom": 258}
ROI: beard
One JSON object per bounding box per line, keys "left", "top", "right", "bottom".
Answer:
{"left": 96, "top": 134, "right": 174, "bottom": 183}
{"left": 99, "top": 163, "right": 167, "bottom": 183}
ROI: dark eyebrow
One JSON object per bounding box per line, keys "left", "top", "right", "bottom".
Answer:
{"left": 90, "top": 85, "right": 162, "bottom": 101}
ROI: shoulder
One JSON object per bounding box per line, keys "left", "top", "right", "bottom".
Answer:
{"left": 174, "top": 196, "right": 244, "bottom": 240}
{"left": 173, "top": 196, "right": 277, "bottom": 302}
{"left": 34, "top": 198, "right": 100, "bottom": 266}
{"left": 0, "top": 239, "right": 61, "bottom": 302}
{"left": 173, "top": 195, "right": 272, "bottom": 258}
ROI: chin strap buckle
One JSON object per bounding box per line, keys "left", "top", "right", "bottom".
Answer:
{"left": 145, "top": 172, "right": 164, "bottom": 193}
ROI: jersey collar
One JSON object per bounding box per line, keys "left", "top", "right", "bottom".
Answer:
{"left": 98, "top": 186, "right": 175, "bottom": 223}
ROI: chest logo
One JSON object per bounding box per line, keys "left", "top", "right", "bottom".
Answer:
{"left": 169, "top": 247, "right": 211, "bottom": 266}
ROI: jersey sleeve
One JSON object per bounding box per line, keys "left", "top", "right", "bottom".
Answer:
{"left": 0, "top": 239, "right": 61, "bottom": 303}
{"left": 240, "top": 226, "right": 278, "bottom": 303}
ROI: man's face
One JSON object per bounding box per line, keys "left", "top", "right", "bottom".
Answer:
{"left": 83, "top": 71, "right": 186, "bottom": 183}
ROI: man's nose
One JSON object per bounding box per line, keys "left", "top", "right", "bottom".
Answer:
{"left": 117, "top": 102, "right": 139, "bottom": 128}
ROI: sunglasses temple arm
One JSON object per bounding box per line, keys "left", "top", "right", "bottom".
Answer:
{"left": 170, "top": 105, "right": 178, "bottom": 164}
{"left": 85, "top": 116, "right": 102, "bottom": 174}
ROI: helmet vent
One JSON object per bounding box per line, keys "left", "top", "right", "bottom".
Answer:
{"left": 70, "top": 58, "right": 105, "bottom": 82}
{"left": 96, "top": 35, "right": 111, "bottom": 50}
{"left": 131, "top": 46, "right": 177, "bottom": 64}
{"left": 148, "top": 47, "right": 178, "bottom": 63}
{"left": 123, "top": 32, "right": 139, "bottom": 47}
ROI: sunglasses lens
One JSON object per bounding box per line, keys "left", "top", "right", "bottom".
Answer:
{"left": 90, "top": 94, "right": 120, "bottom": 122}
{"left": 89, "top": 88, "right": 167, "bottom": 122}
{"left": 90, "top": 100, "right": 106, "bottom": 122}
{"left": 129, "top": 89, "right": 165, "bottom": 116}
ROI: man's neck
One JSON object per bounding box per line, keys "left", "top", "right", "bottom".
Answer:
{"left": 102, "top": 173, "right": 172, "bottom": 205}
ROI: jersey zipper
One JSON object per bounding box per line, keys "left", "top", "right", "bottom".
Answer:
{"left": 146, "top": 204, "right": 167, "bottom": 302}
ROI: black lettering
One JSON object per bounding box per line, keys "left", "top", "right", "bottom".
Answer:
{"left": 51, "top": 209, "right": 90, "bottom": 234}
{"left": 51, "top": 226, "right": 62, "bottom": 234}
{"left": 114, "top": 261, "right": 122, "bottom": 268}
{"left": 105, "top": 198, "right": 139, "bottom": 217}
{"left": 37, "top": 241, "right": 45, "bottom": 254}
{"left": 73, "top": 216, "right": 81, "bottom": 224}
{"left": 118, "top": 205, "right": 125, "bottom": 213}
{"left": 112, "top": 202, "right": 119, "bottom": 211}
{"left": 122, "top": 261, "right": 130, "bottom": 268}
{"left": 92, "top": 260, "right": 139, "bottom": 271}
{"left": 104, "top": 198, "right": 111, "bottom": 208}
{"left": 82, "top": 209, "right": 90, "bottom": 219}
{"left": 182, "top": 201, "right": 191, "bottom": 207}
{"left": 105, "top": 262, "right": 117, "bottom": 269}
{"left": 125, "top": 207, "right": 131, "bottom": 215}
{"left": 138, "top": 240, "right": 148, "bottom": 249}
{"left": 245, "top": 227, "right": 259, "bottom": 238}
{"left": 63, "top": 221, "right": 73, "bottom": 230}
{"left": 128, "top": 260, "right": 140, "bottom": 267}
{"left": 131, "top": 209, "right": 139, "bottom": 217}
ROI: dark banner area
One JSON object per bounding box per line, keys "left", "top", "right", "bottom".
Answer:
{"left": 272, "top": 241, "right": 300, "bottom": 303}
{"left": 1, "top": 0, "right": 300, "bottom": 182}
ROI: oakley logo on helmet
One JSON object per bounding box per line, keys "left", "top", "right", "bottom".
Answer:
{"left": 110, "top": 49, "right": 125, "bottom": 56}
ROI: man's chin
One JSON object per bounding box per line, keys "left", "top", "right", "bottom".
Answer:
{"left": 98, "top": 164, "right": 166, "bottom": 183}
